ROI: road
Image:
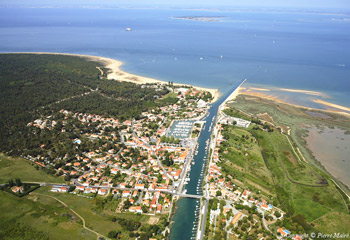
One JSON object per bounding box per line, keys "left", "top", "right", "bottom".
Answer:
{"left": 199, "top": 198, "right": 208, "bottom": 240}
{"left": 131, "top": 119, "right": 174, "bottom": 182}
{"left": 32, "top": 181, "right": 205, "bottom": 200}
{"left": 31, "top": 192, "right": 110, "bottom": 240}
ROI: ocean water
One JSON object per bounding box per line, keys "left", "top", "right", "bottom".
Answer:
{"left": 0, "top": 7, "right": 349, "bottom": 107}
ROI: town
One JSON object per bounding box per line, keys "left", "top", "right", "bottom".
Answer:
{"left": 22, "top": 85, "right": 211, "bottom": 222}
{"left": 9, "top": 83, "right": 318, "bottom": 240}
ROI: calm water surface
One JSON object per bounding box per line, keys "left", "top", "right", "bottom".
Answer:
{"left": 0, "top": 7, "right": 349, "bottom": 107}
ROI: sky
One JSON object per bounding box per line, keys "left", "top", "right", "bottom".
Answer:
{"left": 1, "top": 0, "right": 350, "bottom": 10}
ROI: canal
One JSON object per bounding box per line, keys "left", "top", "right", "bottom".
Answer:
{"left": 169, "top": 79, "right": 244, "bottom": 240}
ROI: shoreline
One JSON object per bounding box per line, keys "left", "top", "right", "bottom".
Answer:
{"left": 233, "top": 91, "right": 350, "bottom": 191}
{"left": 1, "top": 52, "right": 219, "bottom": 103}
{"left": 237, "top": 88, "right": 350, "bottom": 118}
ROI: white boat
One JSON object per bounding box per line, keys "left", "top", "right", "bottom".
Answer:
{"left": 125, "top": 27, "right": 131, "bottom": 31}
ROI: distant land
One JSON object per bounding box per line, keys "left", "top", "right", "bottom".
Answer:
{"left": 170, "top": 16, "right": 226, "bottom": 22}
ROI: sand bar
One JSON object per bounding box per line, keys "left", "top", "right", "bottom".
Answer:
{"left": 2, "top": 52, "right": 219, "bottom": 103}
{"left": 238, "top": 88, "right": 350, "bottom": 117}
{"left": 278, "top": 88, "right": 329, "bottom": 97}
{"left": 313, "top": 99, "right": 350, "bottom": 113}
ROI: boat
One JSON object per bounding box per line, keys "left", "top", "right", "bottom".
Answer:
{"left": 126, "top": 27, "right": 131, "bottom": 31}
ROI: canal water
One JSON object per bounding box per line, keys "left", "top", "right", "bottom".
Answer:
{"left": 169, "top": 80, "right": 243, "bottom": 240}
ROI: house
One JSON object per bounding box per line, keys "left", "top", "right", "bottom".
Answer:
{"left": 84, "top": 188, "right": 92, "bottom": 194}
{"left": 82, "top": 182, "right": 90, "bottom": 187}
{"left": 248, "top": 198, "right": 255, "bottom": 204}
{"left": 278, "top": 228, "right": 290, "bottom": 237}
{"left": 135, "top": 183, "right": 145, "bottom": 190}
{"left": 174, "top": 169, "right": 181, "bottom": 180}
{"left": 73, "top": 162, "right": 81, "bottom": 167}
{"left": 111, "top": 168, "right": 119, "bottom": 175}
{"left": 231, "top": 213, "right": 242, "bottom": 226}
{"left": 122, "top": 190, "right": 131, "bottom": 198}
{"left": 89, "top": 188, "right": 98, "bottom": 193}
{"left": 241, "top": 189, "right": 250, "bottom": 199}
{"left": 11, "top": 186, "right": 23, "bottom": 193}
{"left": 129, "top": 206, "right": 143, "bottom": 214}
{"left": 76, "top": 186, "right": 85, "bottom": 192}
{"left": 98, "top": 188, "right": 107, "bottom": 195}
{"left": 156, "top": 205, "right": 162, "bottom": 214}
{"left": 150, "top": 197, "right": 157, "bottom": 209}
{"left": 261, "top": 204, "right": 273, "bottom": 211}
{"left": 143, "top": 199, "right": 150, "bottom": 206}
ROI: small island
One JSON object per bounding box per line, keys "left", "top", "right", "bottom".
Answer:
{"left": 171, "top": 16, "right": 226, "bottom": 22}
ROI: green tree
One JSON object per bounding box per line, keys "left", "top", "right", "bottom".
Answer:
{"left": 15, "top": 178, "right": 22, "bottom": 186}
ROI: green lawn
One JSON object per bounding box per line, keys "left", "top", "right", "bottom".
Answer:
{"left": 0, "top": 154, "right": 64, "bottom": 184}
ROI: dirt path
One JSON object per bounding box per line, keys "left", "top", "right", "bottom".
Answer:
{"left": 31, "top": 193, "right": 109, "bottom": 240}
{"left": 96, "top": 66, "right": 104, "bottom": 76}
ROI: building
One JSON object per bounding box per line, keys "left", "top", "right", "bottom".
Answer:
{"left": 231, "top": 213, "right": 242, "bottom": 226}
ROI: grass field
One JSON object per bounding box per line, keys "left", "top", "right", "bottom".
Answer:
{"left": 0, "top": 185, "right": 154, "bottom": 240}
{"left": 222, "top": 98, "right": 350, "bottom": 236}
{"left": 230, "top": 94, "right": 350, "bottom": 195}
{"left": 0, "top": 154, "right": 64, "bottom": 184}
{"left": 35, "top": 186, "right": 151, "bottom": 239}
{"left": 218, "top": 126, "right": 275, "bottom": 199}
{"left": 0, "top": 190, "right": 94, "bottom": 240}
{"left": 312, "top": 211, "right": 350, "bottom": 234}
{"left": 0, "top": 152, "right": 155, "bottom": 240}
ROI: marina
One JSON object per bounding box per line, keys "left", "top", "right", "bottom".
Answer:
{"left": 169, "top": 80, "right": 243, "bottom": 240}
{"left": 168, "top": 120, "right": 194, "bottom": 139}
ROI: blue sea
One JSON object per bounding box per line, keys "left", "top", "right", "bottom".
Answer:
{"left": 0, "top": 7, "right": 349, "bottom": 109}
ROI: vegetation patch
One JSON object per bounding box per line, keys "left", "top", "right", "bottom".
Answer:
{"left": 223, "top": 96, "right": 350, "bottom": 235}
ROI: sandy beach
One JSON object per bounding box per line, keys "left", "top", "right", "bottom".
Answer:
{"left": 4, "top": 52, "right": 219, "bottom": 103}
{"left": 94, "top": 55, "right": 219, "bottom": 102}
